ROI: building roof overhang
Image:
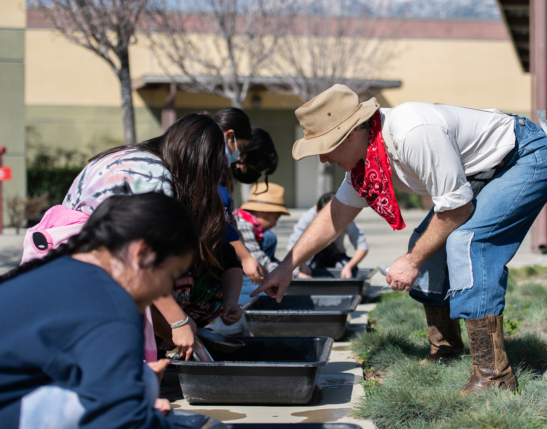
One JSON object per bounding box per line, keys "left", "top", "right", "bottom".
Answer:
{"left": 132, "top": 75, "right": 402, "bottom": 94}
{"left": 496, "top": 0, "right": 530, "bottom": 72}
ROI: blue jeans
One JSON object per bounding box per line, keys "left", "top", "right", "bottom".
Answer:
{"left": 409, "top": 116, "right": 547, "bottom": 319}
{"left": 239, "top": 230, "right": 277, "bottom": 305}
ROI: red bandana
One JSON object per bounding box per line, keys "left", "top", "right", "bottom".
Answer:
{"left": 350, "top": 111, "right": 406, "bottom": 230}
{"left": 237, "top": 209, "right": 265, "bottom": 242}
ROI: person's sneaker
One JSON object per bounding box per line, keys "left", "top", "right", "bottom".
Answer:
{"left": 207, "top": 318, "right": 244, "bottom": 336}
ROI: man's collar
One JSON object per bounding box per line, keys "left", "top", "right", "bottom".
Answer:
{"left": 380, "top": 109, "right": 400, "bottom": 162}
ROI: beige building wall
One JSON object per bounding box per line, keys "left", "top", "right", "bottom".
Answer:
{"left": 381, "top": 38, "right": 530, "bottom": 114}
{"left": 23, "top": 18, "right": 531, "bottom": 206}
{"left": 0, "top": 0, "right": 26, "bottom": 27}
{"left": 25, "top": 29, "right": 303, "bottom": 110}
{"left": 25, "top": 28, "right": 530, "bottom": 112}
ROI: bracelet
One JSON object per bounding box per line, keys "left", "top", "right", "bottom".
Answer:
{"left": 170, "top": 316, "right": 189, "bottom": 329}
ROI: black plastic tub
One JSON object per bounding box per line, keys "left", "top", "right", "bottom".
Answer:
{"left": 242, "top": 295, "right": 361, "bottom": 340}
{"left": 227, "top": 424, "right": 362, "bottom": 429}
{"left": 286, "top": 268, "right": 377, "bottom": 297}
{"left": 171, "top": 336, "right": 333, "bottom": 405}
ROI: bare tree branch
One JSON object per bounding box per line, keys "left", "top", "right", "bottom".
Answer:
{"left": 263, "top": 0, "right": 404, "bottom": 197}
{"left": 268, "top": 0, "right": 404, "bottom": 102}
{"left": 146, "top": 0, "right": 294, "bottom": 108}
{"left": 32, "top": 0, "right": 148, "bottom": 144}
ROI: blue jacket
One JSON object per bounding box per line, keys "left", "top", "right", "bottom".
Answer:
{"left": 0, "top": 256, "right": 187, "bottom": 428}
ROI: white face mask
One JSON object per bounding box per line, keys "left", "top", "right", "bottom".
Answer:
{"left": 229, "top": 135, "right": 240, "bottom": 164}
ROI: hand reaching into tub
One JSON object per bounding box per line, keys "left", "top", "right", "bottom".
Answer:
{"left": 172, "top": 317, "right": 197, "bottom": 361}
{"left": 220, "top": 299, "right": 243, "bottom": 325}
{"left": 296, "top": 264, "right": 312, "bottom": 279}
{"left": 251, "top": 259, "right": 294, "bottom": 303}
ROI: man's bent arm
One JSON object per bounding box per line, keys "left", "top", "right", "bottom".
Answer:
{"left": 387, "top": 201, "right": 474, "bottom": 291}
{"left": 251, "top": 197, "right": 362, "bottom": 301}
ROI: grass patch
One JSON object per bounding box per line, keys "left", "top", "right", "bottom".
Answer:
{"left": 351, "top": 266, "right": 547, "bottom": 429}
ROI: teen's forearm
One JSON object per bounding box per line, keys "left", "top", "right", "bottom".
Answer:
{"left": 347, "top": 249, "right": 367, "bottom": 268}
{"left": 409, "top": 202, "right": 474, "bottom": 266}
{"left": 153, "top": 295, "right": 187, "bottom": 324}
{"left": 221, "top": 267, "right": 243, "bottom": 302}
{"left": 284, "top": 198, "right": 362, "bottom": 270}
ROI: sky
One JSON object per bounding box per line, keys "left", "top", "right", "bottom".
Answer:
{"left": 166, "top": 0, "right": 501, "bottom": 21}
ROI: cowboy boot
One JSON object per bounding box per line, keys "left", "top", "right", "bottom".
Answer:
{"left": 461, "top": 314, "right": 517, "bottom": 394}
{"left": 421, "top": 305, "right": 465, "bottom": 364}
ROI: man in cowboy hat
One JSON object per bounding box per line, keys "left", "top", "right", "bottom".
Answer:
{"left": 252, "top": 84, "right": 547, "bottom": 393}
{"left": 236, "top": 182, "right": 290, "bottom": 304}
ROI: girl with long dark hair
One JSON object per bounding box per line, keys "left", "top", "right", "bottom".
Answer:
{"left": 0, "top": 193, "right": 201, "bottom": 428}
{"left": 61, "top": 113, "right": 243, "bottom": 360}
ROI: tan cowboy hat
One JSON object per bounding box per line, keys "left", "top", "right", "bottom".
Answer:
{"left": 292, "top": 84, "right": 380, "bottom": 160}
{"left": 240, "top": 183, "right": 290, "bottom": 215}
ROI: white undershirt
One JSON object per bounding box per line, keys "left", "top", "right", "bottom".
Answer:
{"left": 336, "top": 102, "right": 516, "bottom": 212}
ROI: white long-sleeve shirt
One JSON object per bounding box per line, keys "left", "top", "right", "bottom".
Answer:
{"left": 336, "top": 103, "right": 516, "bottom": 212}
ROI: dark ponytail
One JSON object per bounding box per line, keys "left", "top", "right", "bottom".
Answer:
{"left": 241, "top": 127, "right": 278, "bottom": 193}
{"left": 213, "top": 108, "right": 252, "bottom": 140}
{"left": 0, "top": 193, "right": 198, "bottom": 284}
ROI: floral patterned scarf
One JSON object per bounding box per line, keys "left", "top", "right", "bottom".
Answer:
{"left": 350, "top": 111, "right": 406, "bottom": 230}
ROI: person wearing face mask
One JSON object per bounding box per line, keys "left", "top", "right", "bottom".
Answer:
{"left": 212, "top": 110, "right": 279, "bottom": 286}
{"left": 234, "top": 127, "right": 278, "bottom": 189}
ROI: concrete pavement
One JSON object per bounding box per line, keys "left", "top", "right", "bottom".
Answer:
{"left": 0, "top": 228, "right": 25, "bottom": 274}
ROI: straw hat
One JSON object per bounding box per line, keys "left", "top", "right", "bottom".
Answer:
{"left": 292, "top": 84, "right": 380, "bottom": 160}
{"left": 240, "top": 183, "right": 290, "bottom": 215}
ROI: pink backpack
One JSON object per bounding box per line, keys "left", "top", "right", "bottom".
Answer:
{"left": 21, "top": 205, "right": 158, "bottom": 362}
{"left": 22, "top": 205, "right": 89, "bottom": 264}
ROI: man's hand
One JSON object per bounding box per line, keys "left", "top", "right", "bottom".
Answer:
{"left": 242, "top": 256, "right": 268, "bottom": 284}
{"left": 251, "top": 261, "right": 294, "bottom": 303}
{"left": 340, "top": 264, "right": 354, "bottom": 279}
{"left": 386, "top": 253, "right": 420, "bottom": 291}
{"left": 385, "top": 202, "right": 474, "bottom": 292}
{"left": 220, "top": 299, "right": 243, "bottom": 325}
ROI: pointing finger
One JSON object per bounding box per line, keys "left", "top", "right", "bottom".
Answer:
{"left": 249, "top": 284, "right": 264, "bottom": 298}
{"left": 185, "top": 346, "right": 193, "bottom": 361}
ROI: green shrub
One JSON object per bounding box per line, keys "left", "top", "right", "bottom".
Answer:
{"left": 27, "top": 167, "right": 82, "bottom": 205}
